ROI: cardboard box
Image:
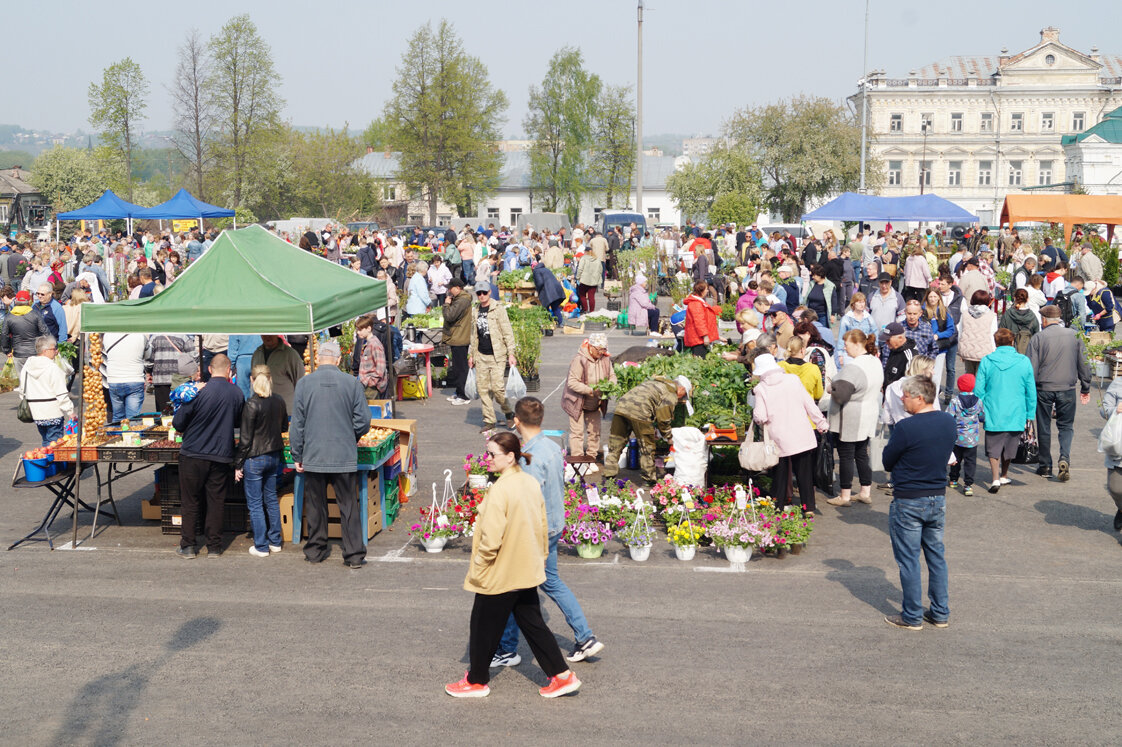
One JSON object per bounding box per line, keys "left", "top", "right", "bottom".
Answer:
{"left": 279, "top": 473, "right": 383, "bottom": 543}
{"left": 367, "top": 399, "right": 394, "bottom": 419}
{"left": 379, "top": 418, "right": 418, "bottom": 473}
{"left": 141, "top": 498, "right": 162, "bottom": 521}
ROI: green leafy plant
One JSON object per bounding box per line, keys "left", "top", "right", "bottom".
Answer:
{"left": 512, "top": 319, "right": 541, "bottom": 378}
{"left": 498, "top": 268, "right": 532, "bottom": 288}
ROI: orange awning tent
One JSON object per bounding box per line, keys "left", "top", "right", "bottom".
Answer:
{"left": 1000, "top": 194, "right": 1122, "bottom": 246}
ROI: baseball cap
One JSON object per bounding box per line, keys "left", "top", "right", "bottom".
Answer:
{"left": 877, "top": 272, "right": 893, "bottom": 283}
{"left": 14, "top": 290, "right": 31, "bottom": 304}
{"left": 473, "top": 280, "right": 492, "bottom": 294}
{"left": 956, "top": 374, "right": 975, "bottom": 393}
{"left": 675, "top": 375, "right": 695, "bottom": 416}
{"left": 766, "top": 304, "right": 788, "bottom": 316}
{"left": 885, "top": 322, "right": 906, "bottom": 336}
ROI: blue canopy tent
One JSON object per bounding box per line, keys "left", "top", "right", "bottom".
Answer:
{"left": 54, "top": 191, "right": 147, "bottom": 279}
{"left": 801, "top": 192, "right": 978, "bottom": 223}
{"left": 132, "top": 188, "right": 236, "bottom": 228}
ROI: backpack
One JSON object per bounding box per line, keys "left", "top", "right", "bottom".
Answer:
{"left": 1054, "top": 290, "right": 1076, "bottom": 327}
{"left": 1013, "top": 328, "right": 1033, "bottom": 355}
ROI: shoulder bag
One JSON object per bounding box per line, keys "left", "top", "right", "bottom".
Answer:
{"left": 739, "top": 422, "right": 780, "bottom": 472}
{"left": 164, "top": 336, "right": 198, "bottom": 376}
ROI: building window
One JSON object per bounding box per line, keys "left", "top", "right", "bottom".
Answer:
{"left": 0, "top": 204, "right": 7, "bottom": 224}
{"left": 948, "top": 161, "right": 962, "bottom": 186}
{"left": 383, "top": 185, "right": 396, "bottom": 201}
{"left": 1010, "top": 113, "right": 1024, "bottom": 132}
{"left": 978, "top": 160, "right": 992, "bottom": 186}
{"left": 1039, "top": 160, "right": 1054, "bottom": 185}
{"left": 888, "top": 160, "right": 902, "bottom": 185}
{"left": 920, "top": 113, "right": 933, "bottom": 132}
{"left": 950, "top": 113, "right": 963, "bottom": 132}
{"left": 508, "top": 208, "right": 522, "bottom": 226}
{"left": 487, "top": 207, "right": 500, "bottom": 220}
{"left": 920, "top": 161, "right": 931, "bottom": 187}
{"left": 408, "top": 214, "right": 423, "bottom": 224}
{"left": 593, "top": 208, "right": 604, "bottom": 224}
{"left": 1008, "top": 160, "right": 1023, "bottom": 186}
{"left": 889, "top": 114, "right": 902, "bottom": 132}
{"left": 1041, "top": 112, "right": 1055, "bottom": 132}
{"left": 980, "top": 112, "right": 994, "bottom": 133}
{"left": 1073, "top": 111, "right": 1086, "bottom": 131}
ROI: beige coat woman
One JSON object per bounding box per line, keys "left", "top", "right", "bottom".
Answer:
{"left": 464, "top": 467, "right": 548, "bottom": 595}
{"left": 560, "top": 339, "right": 617, "bottom": 458}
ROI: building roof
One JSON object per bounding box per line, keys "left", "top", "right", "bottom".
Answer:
{"left": 913, "top": 54, "right": 1122, "bottom": 80}
{"left": 355, "top": 150, "right": 679, "bottom": 191}
{"left": 0, "top": 168, "right": 40, "bottom": 198}
{"left": 1061, "top": 106, "right": 1122, "bottom": 145}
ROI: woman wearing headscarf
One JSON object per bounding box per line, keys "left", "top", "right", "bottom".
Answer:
{"left": 627, "top": 273, "right": 659, "bottom": 332}
{"left": 560, "top": 333, "right": 617, "bottom": 460}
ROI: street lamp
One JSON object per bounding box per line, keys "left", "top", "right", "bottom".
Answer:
{"left": 919, "top": 122, "right": 929, "bottom": 195}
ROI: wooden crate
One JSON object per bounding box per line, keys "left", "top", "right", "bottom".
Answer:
{"left": 279, "top": 474, "right": 383, "bottom": 543}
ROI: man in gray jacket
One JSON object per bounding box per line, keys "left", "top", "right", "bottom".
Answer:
{"left": 290, "top": 340, "right": 372, "bottom": 567}
{"left": 1026, "top": 306, "right": 1092, "bottom": 481}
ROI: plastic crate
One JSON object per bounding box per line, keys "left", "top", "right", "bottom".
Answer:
{"left": 99, "top": 439, "right": 152, "bottom": 462}
{"left": 160, "top": 500, "right": 249, "bottom": 536}
{"left": 358, "top": 432, "right": 397, "bottom": 465}
{"left": 382, "top": 459, "right": 402, "bottom": 482}
{"left": 384, "top": 479, "right": 400, "bottom": 525}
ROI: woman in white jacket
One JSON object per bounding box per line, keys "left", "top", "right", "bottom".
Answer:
{"left": 17, "top": 336, "right": 74, "bottom": 446}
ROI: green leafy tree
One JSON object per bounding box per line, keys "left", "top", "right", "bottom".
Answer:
{"left": 707, "top": 192, "right": 757, "bottom": 227}
{"left": 87, "top": 57, "right": 149, "bottom": 200}
{"left": 591, "top": 84, "right": 636, "bottom": 209}
{"left": 290, "top": 126, "right": 381, "bottom": 220}
{"left": 666, "top": 143, "right": 762, "bottom": 223}
{"left": 384, "top": 20, "right": 507, "bottom": 223}
{"left": 524, "top": 48, "right": 602, "bottom": 221}
{"left": 362, "top": 117, "right": 391, "bottom": 151}
{"left": 207, "top": 14, "right": 284, "bottom": 208}
{"left": 170, "top": 28, "right": 216, "bottom": 199}
{"left": 29, "top": 146, "right": 115, "bottom": 214}
{"left": 726, "top": 95, "right": 876, "bottom": 222}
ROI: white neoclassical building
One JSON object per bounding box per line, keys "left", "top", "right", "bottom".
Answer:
{"left": 1064, "top": 105, "right": 1122, "bottom": 195}
{"left": 854, "top": 27, "right": 1122, "bottom": 224}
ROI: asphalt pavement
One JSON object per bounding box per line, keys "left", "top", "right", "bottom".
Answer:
{"left": 1, "top": 328, "right": 1121, "bottom": 745}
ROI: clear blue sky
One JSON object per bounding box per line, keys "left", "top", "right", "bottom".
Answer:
{"left": 9, "top": 0, "right": 1115, "bottom": 138}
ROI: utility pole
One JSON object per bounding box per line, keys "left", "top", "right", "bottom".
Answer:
{"left": 858, "top": 0, "right": 870, "bottom": 193}
{"left": 635, "top": 0, "right": 644, "bottom": 214}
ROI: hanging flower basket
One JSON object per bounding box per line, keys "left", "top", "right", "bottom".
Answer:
{"left": 674, "top": 544, "right": 696, "bottom": 561}
{"left": 576, "top": 542, "right": 606, "bottom": 559}
{"left": 420, "top": 536, "right": 447, "bottom": 553}
{"left": 627, "top": 543, "right": 651, "bottom": 562}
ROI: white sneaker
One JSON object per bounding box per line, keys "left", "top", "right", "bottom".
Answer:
{"left": 997, "top": 477, "right": 1012, "bottom": 486}
{"left": 450, "top": 397, "right": 471, "bottom": 406}
{"left": 490, "top": 651, "right": 521, "bottom": 667}
{"left": 248, "top": 546, "right": 269, "bottom": 558}
{"left": 987, "top": 481, "right": 1001, "bottom": 494}
{"left": 269, "top": 545, "right": 282, "bottom": 553}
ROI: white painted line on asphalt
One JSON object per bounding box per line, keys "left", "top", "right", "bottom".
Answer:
{"left": 696, "top": 564, "right": 746, "bottom": 573}
{"left": 56, "top": 541, "right": 96, "bottom": 551}
{"left": 578, "top": 553, "right": 620, "bottom": 566}
{"left": 422, "top": 587, "right": 450, "bottom": 591}
{"left": 378, "top": 537, "right": 415, "bottom": 562}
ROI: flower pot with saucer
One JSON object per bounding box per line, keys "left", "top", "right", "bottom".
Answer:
{"left": 577, "top": 542, "right": 605, "bottom": 559}
{"left": 674, "top": 544, "right": 696, "bottom": 561}
{"left": 420, "top": 536, "right": 447, "bottom": 553}
{"left": 723, "top": 545, "right": 751, "bottom": 564}
{"left": 627, "top": 543, "right": 652, "bottom": 562}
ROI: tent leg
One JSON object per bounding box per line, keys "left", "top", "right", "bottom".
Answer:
{"left": 72, "top": 335, "right": 86, "bottom": 548}
{"left": 385, "top": 317, "right": 396, "bottom": 401}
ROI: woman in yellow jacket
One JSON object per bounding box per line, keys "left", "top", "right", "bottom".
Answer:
{"left": 445, "top": 431, "right": 582, "bottom": 699}
{"left": 778, "top": 337, "right": 824, "bottom": 402}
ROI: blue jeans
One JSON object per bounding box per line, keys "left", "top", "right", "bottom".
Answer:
{"left": 243, "top": 452, "right": 282, "bottom": 550}
{"left": 1035, "top": 388, "right": 1076, "bottom": 470}
{"left": 942, "top": 342, "right": 958, "bottom": 392}
{"left": 107, "top": 381, "right": 145, "bottom": 422}
{"left": 889, "top": 496, "right": 949, "bottom": 624}
{"left": 461, "top": 259, "right": 475, "bottom": 285}
{"left": 235, "top": 357, "right": 254, "bottom": 400}
{"left": 36, "top": 420, "right": 64, "bottom": 447}
{"left": 500, "top": 531, "right": 592, "bottom": 652}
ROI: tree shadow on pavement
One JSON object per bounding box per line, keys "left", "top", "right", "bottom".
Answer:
{"left": 822, "top": 558, "right": 899, "bottom": 616}
{"left": 0, "top": 433, "right": 21, "bottom": 461}
{"left": 51, "top": 617, "right": 221, "bottom": 745}
{"left": 1034, "top": 499, "right": 1120, "bottom": 540}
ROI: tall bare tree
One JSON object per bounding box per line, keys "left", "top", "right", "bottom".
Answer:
{"left": 591, "top": 85, "right": 636, "bottom": 210}
{"left": 169, "top": 28, "right": 214, "bottom": 199}
{"left": 207, "top": 14, "right": 283, "bottom": 207}
{"left": 87, "top": 57, "right": 148, "bottom": 200}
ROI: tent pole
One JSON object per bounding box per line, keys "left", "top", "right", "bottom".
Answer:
{"left": 385, "top": 311, "right": 396, "bottom": 401}
{"left": 72, "top": 334, "right": 86, "bottom": 548}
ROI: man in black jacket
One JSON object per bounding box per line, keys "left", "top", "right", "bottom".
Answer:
{"left": 174, "top": 354, "right": 244, "bottom": 558}
{"left": 357, "top": 240, "right": 380, "bottom": 276}
{"left": 1, "top": 290, "right": 50, "bottom": 377}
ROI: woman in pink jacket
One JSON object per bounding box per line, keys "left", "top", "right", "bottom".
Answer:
{"left": 751, "top": 353, "right": 829, "bottom": 515}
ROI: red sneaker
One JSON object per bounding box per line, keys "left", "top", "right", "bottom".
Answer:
{"left": 539, "top": 671, "right": 581, "bottom": 698}
{"left": 445, "top": 672, "right": 490, "bottom": 698}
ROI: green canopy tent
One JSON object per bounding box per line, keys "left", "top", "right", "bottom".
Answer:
{"left": 70, "top": 224, "right": 390, "bottom": 546}
{"left": 81, "top": 224, "right": 387, "bottom": 333}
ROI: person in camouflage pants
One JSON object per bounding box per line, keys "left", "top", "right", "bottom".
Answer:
{"left": 601, "top": 375, "right": 689, "bottom": 484}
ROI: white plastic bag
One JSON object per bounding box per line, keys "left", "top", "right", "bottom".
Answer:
{"left": 506, "top": 365, "right": 526, "bottom": 401}
{"left": 1099, "top": 411, "right": 1122, "bottom": 459}
{"left": 670, "top": 426, "right": 707, "bottom": 487}
{"left": 465, "top": 368, "right": 478, "bottom": 400}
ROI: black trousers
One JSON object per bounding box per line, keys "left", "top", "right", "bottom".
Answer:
{"left": 178, "top": 454, "right": 231, "bottom": 551}
{"left": 303, "top": 470, "right": 363, "bottom": 564}
{"left": 467, "top": 588, "right": 567, "bottom": 685}
{"left": 448, "top": 345, "right": 469, "bottom": 399}
{"left": 949, "top": 445, "right": 977, "bottom": 486}
{"left": 837, "top": 438, "right": 872, "bottom": 490}
{"left": 770, "top": 446, "right": 817, "bottom": 512}
{"left": 153, "top": 384, "right": 171, "bottom": 415}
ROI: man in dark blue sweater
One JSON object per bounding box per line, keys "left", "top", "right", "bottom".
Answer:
{"left": 881, "top": 375, "right": 956, "bottom": 630}
{"left": 173, "top": 354, "right": 244, "bottom": 558}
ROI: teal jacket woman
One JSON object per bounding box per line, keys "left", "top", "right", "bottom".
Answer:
{"left": 974, "top": 343, "right": 1037, "bottom": 432}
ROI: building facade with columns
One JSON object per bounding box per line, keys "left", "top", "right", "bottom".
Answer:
{"left": 854, "top": 27, "right": 1122, "bottom": 224}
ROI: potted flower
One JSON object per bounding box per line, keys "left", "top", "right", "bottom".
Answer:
{"left": 512, "top": 319, "right": 541, "bottom": 391}
{"left": 409, "top": 506, "right": 463, "bottom": 553}
{"left": 463, "top": 452, "right": 493, "bottom": 489}
{"left": 776, "top": 505, "right": 813, "bottom": 554}
{"left": 563, "top": 518, "right": 613, "bottom": 558}
{"left": 618, "top": 496, "right": 656, "bottom": 561}
{"left": 706, "top": 513, "right": 776, "bottom": 566}
{"left": 666, "top": 520, "right": 705, "bottom": 561}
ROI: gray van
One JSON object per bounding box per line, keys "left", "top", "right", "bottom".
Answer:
{"left": 600, "top": 210, "right": 647, "bottom": 237}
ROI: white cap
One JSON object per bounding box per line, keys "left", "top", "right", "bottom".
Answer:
{"left": 752, "top": 353, "right": 780, "bottom": 377}
{"left": 675, "top": 375, "right": 694, "bottom": 416}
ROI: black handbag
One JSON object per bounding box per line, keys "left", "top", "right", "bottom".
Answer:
{"left": 1013, "top": 423, "right": 1039, "bottom": 464}
{"left": 813, "top": 432, "right": 836, "bottom": 496}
